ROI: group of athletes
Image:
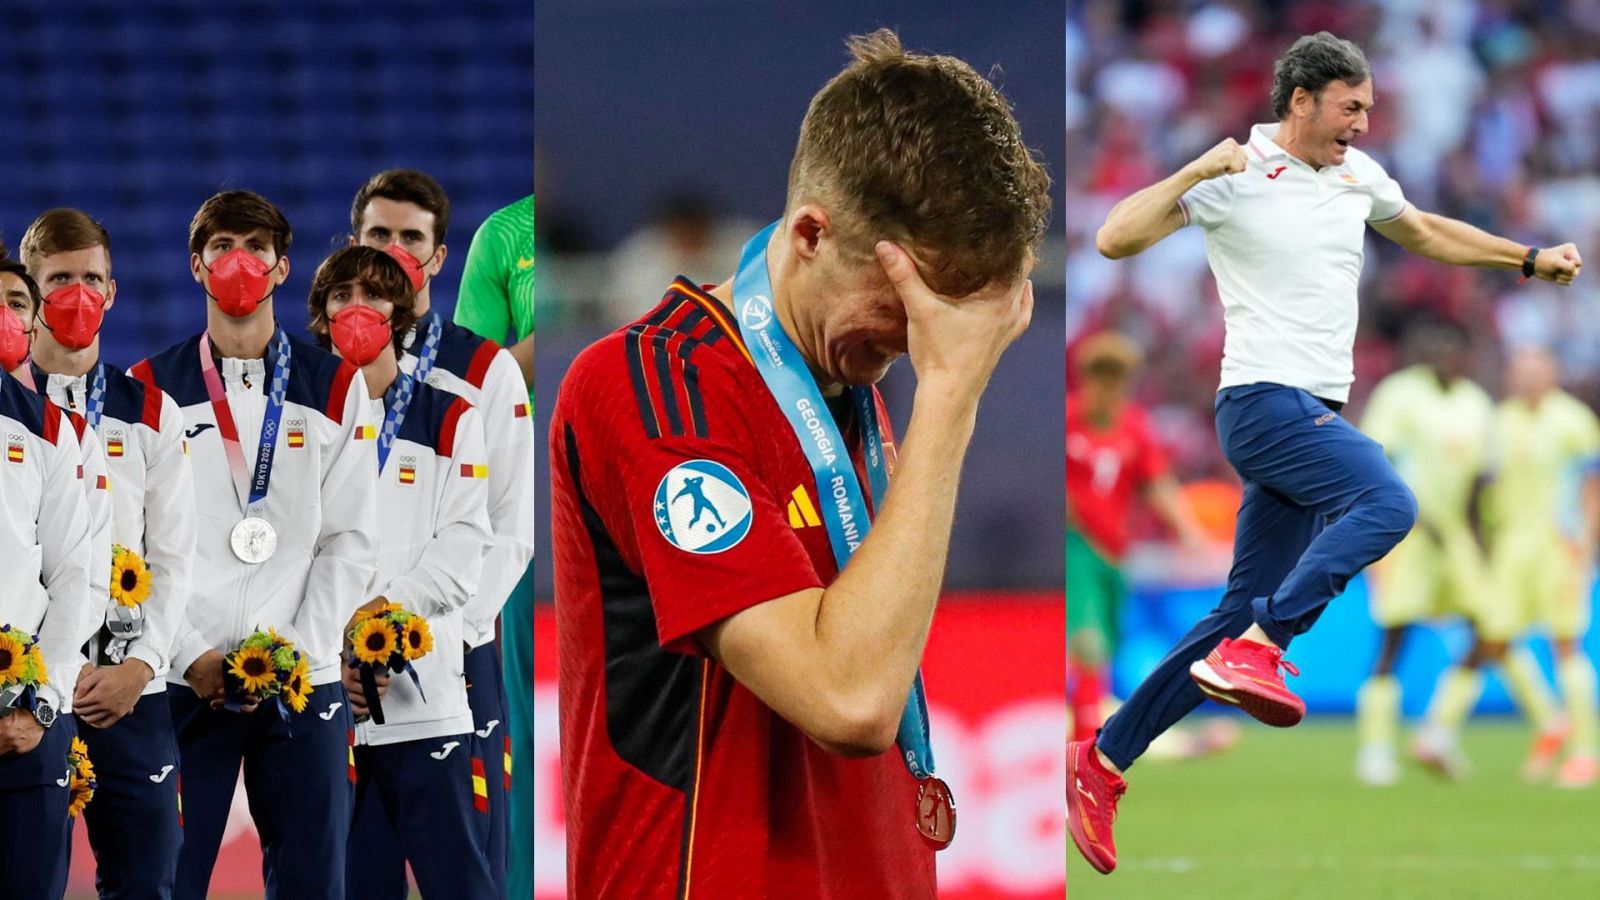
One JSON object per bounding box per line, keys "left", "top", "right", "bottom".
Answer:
{"left": 0, "top": 171, "right": 534, "bottom": 899}
{"left": 1356, "top": 324, "right": 1599, "bottom": 790}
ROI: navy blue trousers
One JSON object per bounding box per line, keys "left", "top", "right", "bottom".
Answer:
{"left": 0, "top": 713, "right": 76, "bottom": 899}
{"left": 168, "top": 684, "right": 354, "bottom": 900}
{"left": 78, "top": 692, "right": 183, "bottom": 899}
{"left": 465, "top": 642, "right": 508, "bottom": 895}
{"left": 346, "top": 734, "right": 494, "bottom": 900}
{"left": 1097, "top": 384, "right": 1416, "bottom": 771}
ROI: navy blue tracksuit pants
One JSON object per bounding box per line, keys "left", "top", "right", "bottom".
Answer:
{"left": 1098, "top": 384, "right": 1416, "bottom": 771}
{"left": 0, "top": 713, "right": 76, "bottom": 899}
{"left": 346, "top": 734, "right": 494, "bottom": 900}
{"left": 78, "top": 691, "right": 183, "bottom": 899}
{"left": 464, "top": 642, "right": 508, "bottom": 895}
{"left": 169, "top": 684, "right": 354, "bottom": 900}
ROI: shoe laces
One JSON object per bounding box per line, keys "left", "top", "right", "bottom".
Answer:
{"left": 1107, "top": 780, "right": 1127, "bottom": 822}
{"left": 1255, "top": 643, "right": 1299, "bottom": 678}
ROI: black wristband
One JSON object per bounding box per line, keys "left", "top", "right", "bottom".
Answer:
{"left": 1523, "top": 246, "right": 1539, "bottom": 279}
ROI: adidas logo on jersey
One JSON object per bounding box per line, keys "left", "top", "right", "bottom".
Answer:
{"left": 786, "top": 485, "right": 822, "bottom": 529}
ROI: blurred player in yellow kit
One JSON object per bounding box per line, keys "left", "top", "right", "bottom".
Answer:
{"left": 1354, "top": 320, "right": 1500, "bottom": 785}
{"left": 1415, "top": 346, "right": 1600, "bottom": 788}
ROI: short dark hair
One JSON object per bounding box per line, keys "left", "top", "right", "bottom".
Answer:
{"left": 189, "top": 191, "right": 293, "bottom": 258}
{"left": 0, "top": 259, "right": 43, "bottom": 317}
{"left": 1271, "top": 32, "right": 1371, "bottom": 120}
{"left": 306, "top": 246, "right": 418, "bottom": 355}
{"left": 787, "top": 29, "right": 1051, "bottom": 296}
{"left": 351, "top": 169, "right": 451, "bottom": 246}
{"left": 20, "top": 208, "right": 112, "bottom": 275}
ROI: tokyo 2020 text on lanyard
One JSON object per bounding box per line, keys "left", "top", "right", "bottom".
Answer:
{"left": 732, "top": 220, "right": 955, "bottom": 849}
{"left": 199, "top": 328, "right": 290, "bottom": 565}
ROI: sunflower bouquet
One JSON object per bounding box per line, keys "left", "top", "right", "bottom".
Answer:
{"left": 66, "top": 736, "right": 96, "bottom": 817}
{"left": 346, "top": 603, "right": 434, "bottom": 725}
{"left": 222, "top": 628, "right": 313, "bottom": 719}
{"left": 0, "top": 624, "right": 50, "bottom": 698}
{"left": 109, "top": 544, "right": 152, "bottom": 608}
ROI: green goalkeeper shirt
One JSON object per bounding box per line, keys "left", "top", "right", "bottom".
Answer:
{"left": 454, "top": 195, "right": 534, "bottom": 406}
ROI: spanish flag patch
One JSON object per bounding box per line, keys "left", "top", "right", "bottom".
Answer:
{"left": 354, "top": 425, "right": 376, "bottom": 441}
{"left": 106, "top": 438, "right": 124, "bottom": 457}
{"left": 287, "top": 428, "right": 305, "bottom": 449}
{"left": 471, "top": 756, "right": 490, "bottom": 812}
{"left": 7, "top": 442, "right": 23, "bottom": 464}
{"left": 399, "top": 464, "right": 416, "bottom": 485}
{"left": 459, "top": 463, "right": 489, "bottom": 479}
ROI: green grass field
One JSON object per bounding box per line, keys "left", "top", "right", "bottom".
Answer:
{"left": 1069, "top": 718, "right": 1600, "bottom": 899}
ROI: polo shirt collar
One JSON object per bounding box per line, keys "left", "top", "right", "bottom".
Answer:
{"left": 1246, "top": 123, "right": 1289, "bottom": 162}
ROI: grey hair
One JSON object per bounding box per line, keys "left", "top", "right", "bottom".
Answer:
{"left": 1271, "top": 32, "right": 1371, "bottom": 119}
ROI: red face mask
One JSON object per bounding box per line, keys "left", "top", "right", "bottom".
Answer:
{"left": 329, "top": 305, "right": 393, "bottom": 367}
{"left": 382, "top": 244, "right": 430, "bottom": 292}
{"left": 40, "top": 284, "right": 107, "bottom": 350}
{"left": 203, "top": 249, "right": 275, "bottom": 317}
{"left": 0, "top": 307, "right": 30, "bottom": 370}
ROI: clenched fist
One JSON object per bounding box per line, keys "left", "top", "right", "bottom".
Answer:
{"left": 1535, "top": 243, "right": 1583, "bottom": 285}
{"left": 1186, "top": 137, "right": 1249, "bottom": 181}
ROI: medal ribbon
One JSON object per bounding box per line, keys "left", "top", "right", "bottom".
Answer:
{"left": 733, "top": 220, "right": 937, "bottom": 780}
{"left": 15, "top": 362, "right": 102, "bottom": 431}
{"left": 379, "top": 313, "right": 441, "bottom": 472}
{"left": 199, "top": 329, "right": 291, "bottom": 518}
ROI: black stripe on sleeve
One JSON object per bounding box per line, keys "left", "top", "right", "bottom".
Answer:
{"left": 624, "top": 326, "right": 661, "bottom": 439}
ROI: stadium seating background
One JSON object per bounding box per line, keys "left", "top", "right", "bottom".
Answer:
{"left": 0, "top": 0, "right": 533, "bottom": 364}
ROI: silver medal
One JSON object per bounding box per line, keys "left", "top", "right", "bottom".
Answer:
{"left": 230, "top": 516, "right": 277, "bottom": 564}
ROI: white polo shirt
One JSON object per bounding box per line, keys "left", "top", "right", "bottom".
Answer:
{"left": 1179, "top": 122, "right": 1409, "bottom": 403}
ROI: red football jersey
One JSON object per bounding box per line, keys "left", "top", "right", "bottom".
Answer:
{"left": 551, "top": 278, "right": 937, "bottom": 899}
{"left": 1065, "top": 391, "right": 1170, "bottom": 559}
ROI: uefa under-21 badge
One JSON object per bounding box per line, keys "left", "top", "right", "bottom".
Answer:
{"left": 654, "top": 459, "right": 753, "bottom": 554}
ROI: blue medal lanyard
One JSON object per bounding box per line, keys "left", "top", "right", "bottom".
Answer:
{"left": 21, "top": 361, "right": 104, "bottom": 432}
{"left": 733, "top": 220, "right": 936, "bottom": 780}
{"left": 378, "top": 313, "right": 442, "bottom": 472}
{"left": 199, "top": 328, "right": 291, "bottom": 517}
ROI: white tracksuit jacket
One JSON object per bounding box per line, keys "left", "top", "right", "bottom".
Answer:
{"left": 133, "top": 332, "right": 379, "bottom": 686}
{"left": 37, "top": 363, "right": 195, "bottom": 696}
{"left": 0, "top": 368, "right": 105, "bottom": 713}
{"left": 400, "top": 314, "right": 534, "bottom": 648}
{"left": 356, "top": 381, "right": 492, "bottom": 746}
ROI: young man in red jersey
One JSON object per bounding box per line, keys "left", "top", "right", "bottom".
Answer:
{"left": 1067, "top": 331, "right": 1207, "bottom": 744}
{"left": 550, "top": 30, "right": 1050, "bottom": 898}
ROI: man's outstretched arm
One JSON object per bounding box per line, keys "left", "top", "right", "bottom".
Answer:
{"left": 1374, "top": 207, "right": 1582, "bottom": 284}
{"left": 1096, "top": 137, "right": 1247, "bottom": 259}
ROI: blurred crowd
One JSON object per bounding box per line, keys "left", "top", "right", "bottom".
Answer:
{"left": 1068, "top": 0, "right": 1600, "bottom": 481}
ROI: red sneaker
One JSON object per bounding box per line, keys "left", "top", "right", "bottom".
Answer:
{"left": 1189, "top": 637, "right": 1305, "bottom": 727}
{"left": 1067, "top": 739, "right": 1126, "bottom": 874}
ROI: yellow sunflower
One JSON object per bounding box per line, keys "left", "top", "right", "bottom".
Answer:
{"left": 29, "top": 646, "right": 48, "bottom": 684}
{"left": 228, "top": 645, "right": 278, "bottom": 695}
{"left": 351, "top": 617, "right": 396, "bottom": 666}
{"left": 401, "top": 618, "right": 434, "bottom": 661}
{"left": 109, "top": 546, "right": 153, "bottom": 608}
{"left": 284, "top": 659, "right": 312, "bottom": 714}
{"left": 0, "top": 632, "right": 27, "bottom": 684}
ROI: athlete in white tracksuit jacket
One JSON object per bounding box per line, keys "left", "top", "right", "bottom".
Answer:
{"left": 132, "top": 190, "right": 380, "bottom": 900}
{"left": 308, "top": 244, "right": 497, "bottom": 900}
{"left": 351, "top": 170, "right": 536, "bottom": 890}
{"left": 0, "top": 363, "right": 103, "bottom": 899}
